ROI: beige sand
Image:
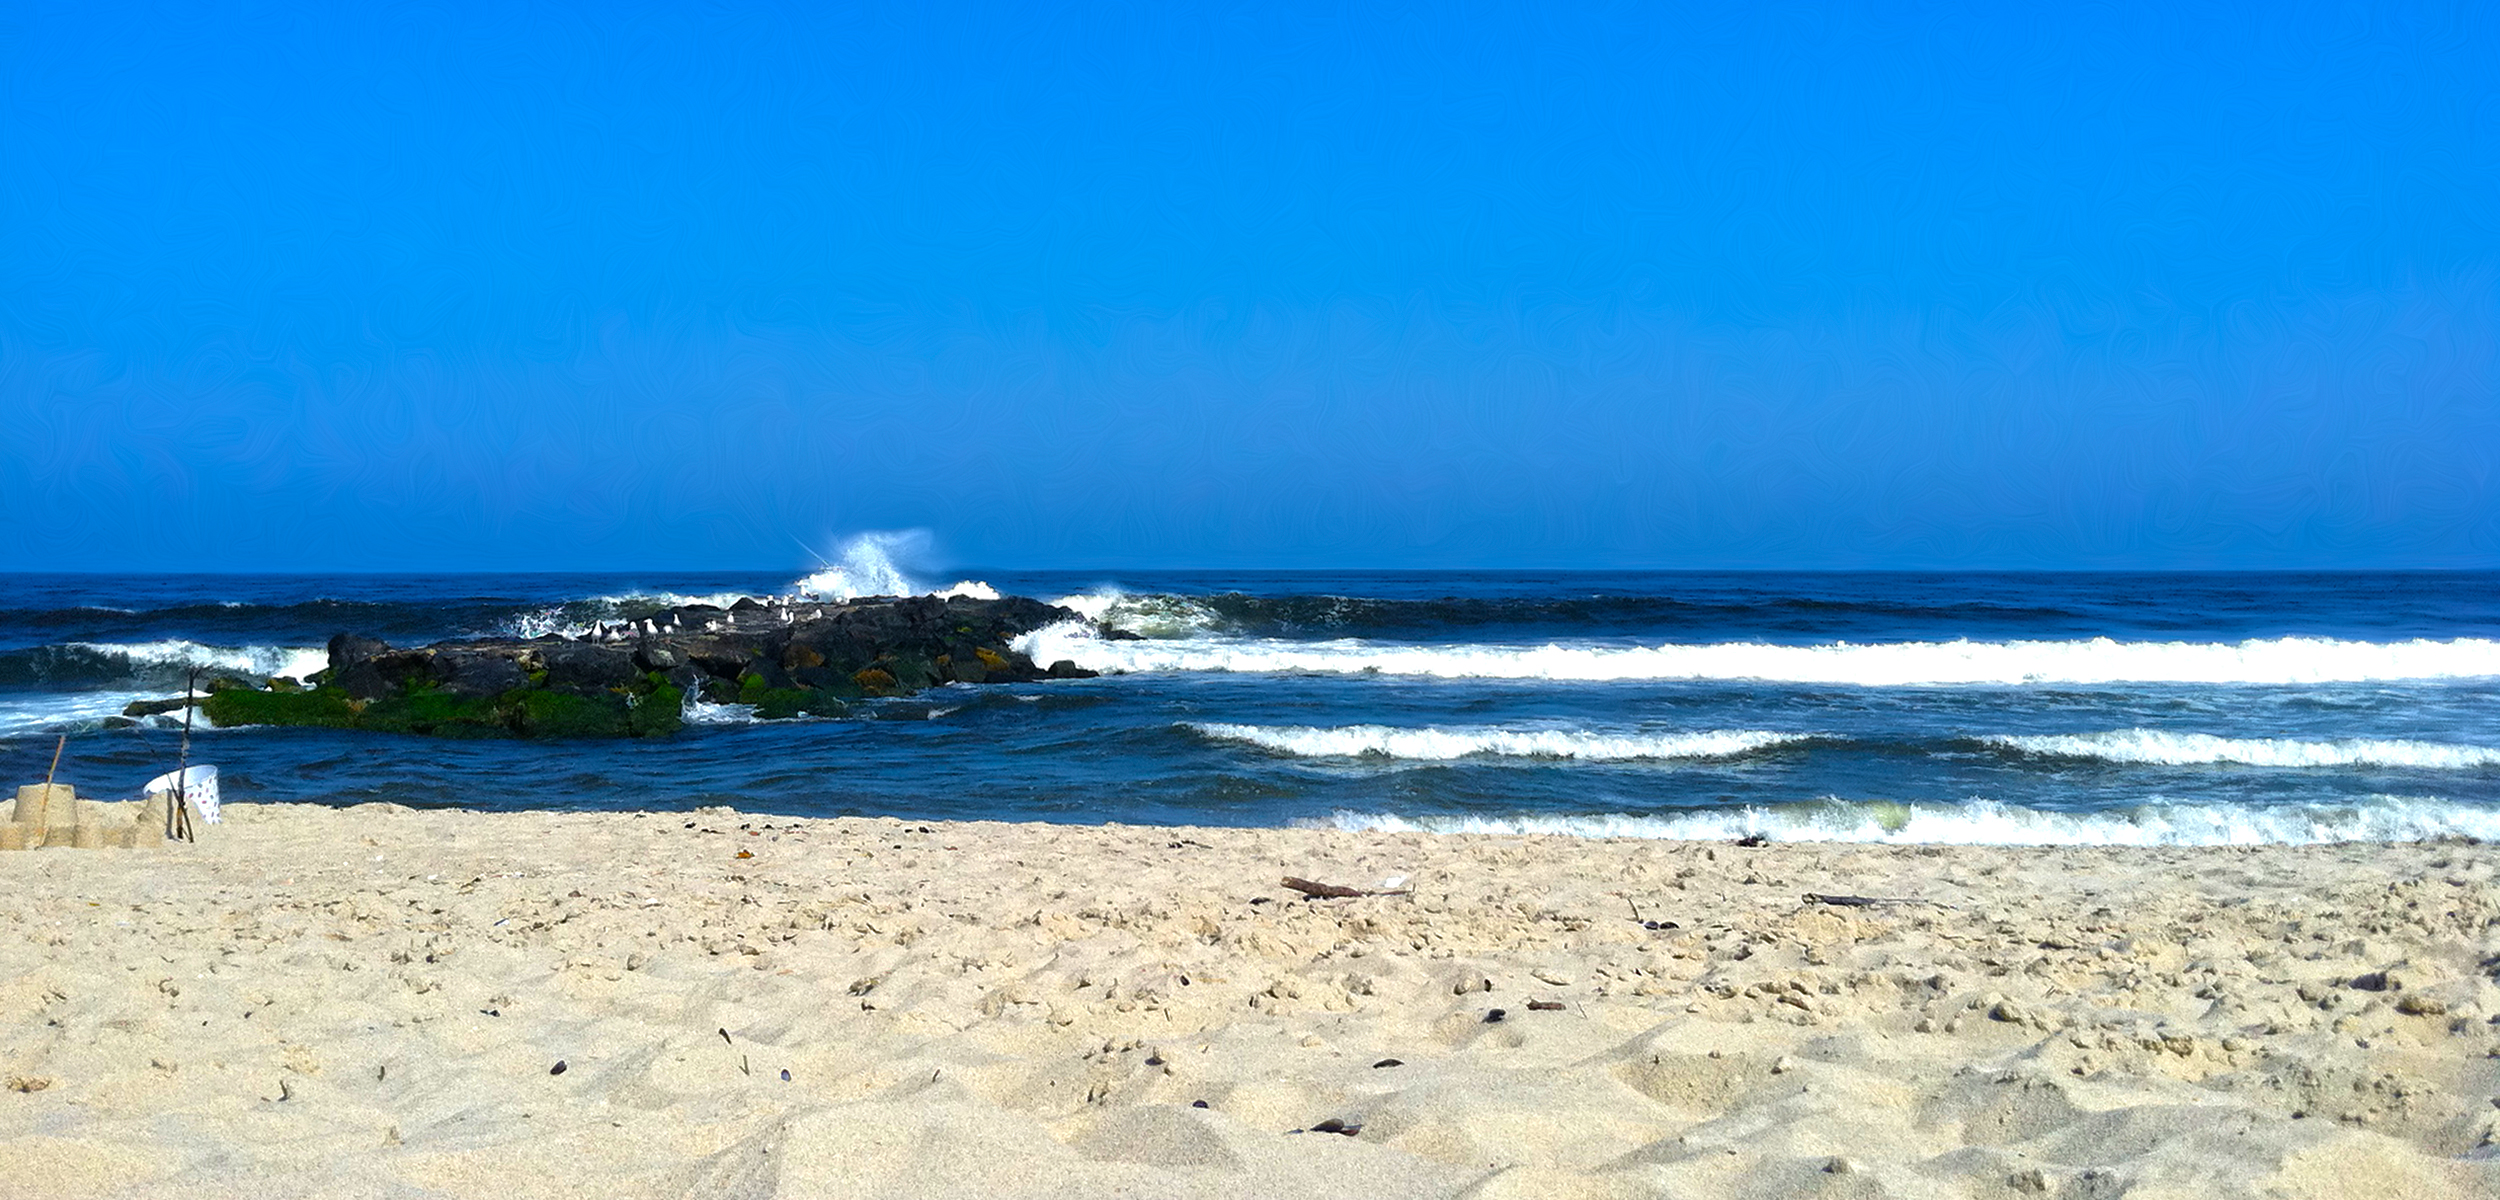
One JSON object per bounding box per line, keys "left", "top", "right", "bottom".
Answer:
{"left": 2, "top": 802, "right": 2496, "bottom": 1199}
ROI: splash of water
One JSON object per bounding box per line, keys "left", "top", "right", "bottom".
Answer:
{"left": 794, "top": 531, "right": 997, "bottom": 602}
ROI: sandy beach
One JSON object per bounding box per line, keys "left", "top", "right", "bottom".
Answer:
{"left": 1, "top": 802, "right": 2494, "bottom": 1198}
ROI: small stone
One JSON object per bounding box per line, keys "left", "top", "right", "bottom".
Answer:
{"left": 1822, "top": 1156, "right": 1859, "bottom": 1174}
{"left": 2397, "top": 993, "right": 2449, "bottom": 1017}
{"left": 1771, "top": 1056, "right": 1796, "bottom": 1074}
{"left": 1531, "top": 968, "right": 1574, "bottom": 987}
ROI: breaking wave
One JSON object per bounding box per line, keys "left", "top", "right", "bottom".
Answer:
{"left": 1190, "top": 722, "right": 1808, "bottom": 762}
{"left": 0, "top": 641, "right": 328, "bottom": 690}
{"left": 1013, "top": 626, "right": 2500, "bottom": 686}
{"left": 1990, "top": 729, "right": 2500, "bottom": 769}
{"left": 0, "top": 691, "right": 166, "bottom": 736}
{"left": 1312, "top": 794, "right": 2500, "bottom": 846}
{"left": 796, "top": 531, "right": 997, "bottom": 602}
{"left": 496, "top": 533, "right": 1001, "bottom": 639}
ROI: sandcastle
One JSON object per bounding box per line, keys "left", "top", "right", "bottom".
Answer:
{"left": 5, "top": 781, "right": 196, "bottom": 850}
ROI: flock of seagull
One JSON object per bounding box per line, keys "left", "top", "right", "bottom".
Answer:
{"left": 578, "top": 603, "right": 834, "bottom": 643}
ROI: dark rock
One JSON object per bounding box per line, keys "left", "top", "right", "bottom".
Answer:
{"left": 331, "top": 660, "right": 394, "bottom": 703}
{"left": 328, "top": 634, "right": 392, "bottom": 673}
{"left": 365, "top": 650, "right": 440, "bottom": 694}
{"left": 635, "top": 644, "right": 684, "bottom": 672}
{"left": 540, "top": 643, "right": 641, "bottom": 694}
{"left": 1048, "top": 660, "right": 1096, "bottom": 679}
{"left": 434, "top": 652, "right": 528, "bottom": 699}
{"left": 738, "top": 656, "right": 794, "bottom": 693}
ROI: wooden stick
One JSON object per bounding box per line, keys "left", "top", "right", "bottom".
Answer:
{"left": 43, "top": 734, "right": 64, "bottom": 789}
{"left": 1280, "top": 876, "right": 1411, "bottom": 900}
{"left": 173, "top": 669, "right": 196, "bottom": 843}
{"left": 1802, "top": 892, "right": 1953, "bottom": 909}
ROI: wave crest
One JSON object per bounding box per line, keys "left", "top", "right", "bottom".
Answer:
{"left": 1190, "top": 722, "right": 1806, "bottom": 762}
{"left": 1013, "top": 627, "right": 2500, "bottom": 686}
{"left": 1311, "top": 794, "right": 2500, "bottom": 846}
{"left": 1990, "top": 729, "right": 2500, "bottom": 769}
{"left": 796, "top": 531, "right": 996, "bottom": 602}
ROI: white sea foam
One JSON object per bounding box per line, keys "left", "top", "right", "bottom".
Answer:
{"left": 1312, "top": 794, "right": 2500, "bottom": 846}
{"left": 794, "top": 531, "right": 997, "bottom": 602}
{"left": 68, "top": 641, "right": 329, "bottom": 682}
{"left": 1045, "top": 589, "right": 1224, "bottom": 637}
{"left": 680, "top": 697, "right": 760, "bottom": 725}
{"left": 1012, "top": 625, "right": 2500, "bottom": 686}
{"left": 0, "top": 691, "right": 162, "bottom": 736}
{"left": 500, "top": 533, "right": 1000, "bottom": 640}
{"left": 1991, "top": 729, "right": 2500, "bottom": 769}
{"left": 1191, "top": 722, "right": 1806, "bottom": 762}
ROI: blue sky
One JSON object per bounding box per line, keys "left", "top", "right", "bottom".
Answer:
{"left": 4, "top": 2, "right": 2495, "bottom": 571}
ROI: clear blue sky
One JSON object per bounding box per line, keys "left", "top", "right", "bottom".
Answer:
{"left": 4, "top": 2, "right": 2495, "bottom": 571}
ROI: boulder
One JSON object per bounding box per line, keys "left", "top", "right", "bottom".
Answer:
{"left": 328, "top": 633, "right": 392, "bottom": 673}
{"left": 433, "top": 651, "right": 528, "bottom": 699}
{"left": 539, "top": 643, "right": 641, "bottom": 694}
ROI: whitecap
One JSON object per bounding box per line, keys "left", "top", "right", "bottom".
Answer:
{"left": 1989, "top": 729, "right": 2500, "bottom": 769}
{"left": 1190, "top": 722, "right": 1806, "bottom": 762}
{"left": 1309, "top": 794, "right": 2500, "bottom": 846}
{"left": 1013, "top": 626, "right": 2500, "bottom": 687}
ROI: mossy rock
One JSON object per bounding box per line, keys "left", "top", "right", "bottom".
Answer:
{"left": 749, "top": 687, "right": 813, "bottom": 720}
{"left": 202, "top": 687, "right": 360, "bottom": 729}
{"left": 207, "top": 680, "right": 681, "bottom": 740}
{"left": 507, "top": 689, "right": 634, "bottom": 738}
{"left": 851, "top": 667, "right": 899, "bottom": 696}
{"left": 627, "top": 684, "right": 684, "bottom": 737}
{"left": 375, "top": 683, "right": 511, "bottom": 735}
{"left": 880, "top": 653, "right": 938, "bottom": 690}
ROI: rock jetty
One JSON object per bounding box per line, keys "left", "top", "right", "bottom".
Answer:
{"left": 180, "top": 594, "right": 1094, "bottom": 739}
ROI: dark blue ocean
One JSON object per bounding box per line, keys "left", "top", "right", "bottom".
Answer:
{"left": 5, "top": 565, "right": 2498, "bottom": 844}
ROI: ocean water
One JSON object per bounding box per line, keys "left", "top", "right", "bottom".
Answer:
{"left": 3, "top": 564, "right": 2498, "bottom": 846}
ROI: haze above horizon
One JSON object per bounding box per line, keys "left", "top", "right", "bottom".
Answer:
{"left": 5, "top": 3, "right": 2496, "bottom": 572}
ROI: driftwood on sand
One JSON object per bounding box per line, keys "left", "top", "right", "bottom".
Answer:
{"left": 1280, "top": 876, "right": 1412, "bottom": 899}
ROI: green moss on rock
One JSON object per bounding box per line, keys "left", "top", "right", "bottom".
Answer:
{"left": 628, "top": 684, "right": 685, "bottom": 737}
{"left": 508, "top": 689, "right": 634, "bottom": 738}
{"left": 202, "top": 688, "right": 359, "bottom": 729}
